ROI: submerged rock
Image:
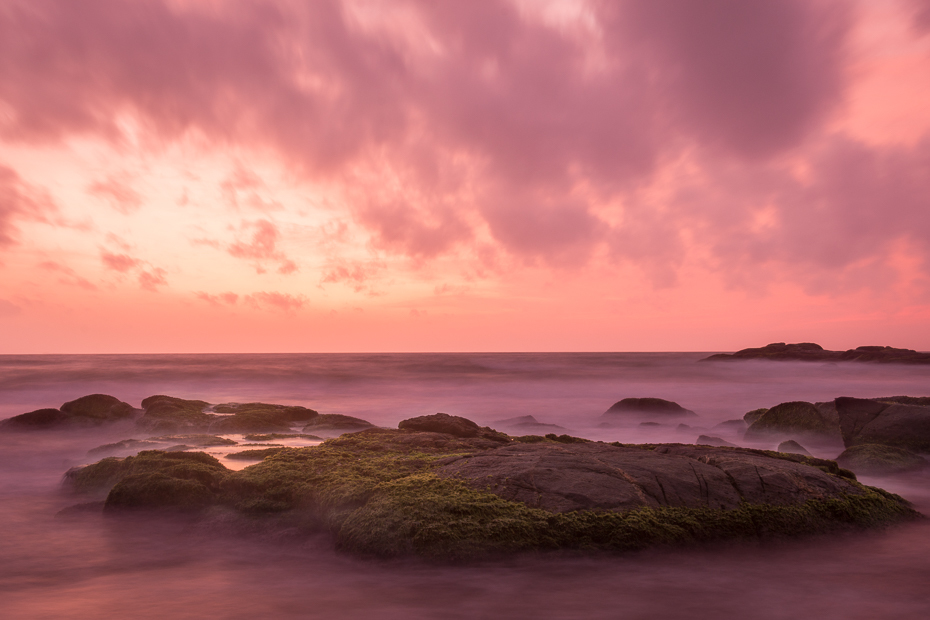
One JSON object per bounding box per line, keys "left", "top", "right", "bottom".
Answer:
{"left": 63, "top": 417, "right": 918, "bottom": 561}
{"left": 835, "top": 444, "right": 928, "bottom": 476}
{"left": 602, "top": 398, "right": 696, "bottom": 419}
{"left": 777, "top": 440, "right": 812, "bottom": 456}
{"left": 696, "top": 435, "right": 738, "bottom": 448}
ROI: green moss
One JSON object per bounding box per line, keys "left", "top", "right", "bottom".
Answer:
{"left": 65, "top": 450, "right": 228, "bottom": 494}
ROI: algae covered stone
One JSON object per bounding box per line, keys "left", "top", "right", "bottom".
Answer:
{"left": 745, "top": 401, "right": 841, "bottom": 440}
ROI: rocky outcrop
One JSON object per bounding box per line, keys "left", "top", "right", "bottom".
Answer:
{"left": 139, "top": 396, "right": 318, "bottom": 433}
{"left": 491, "top": 415, "right": 568, "bottom": 433}
{"left": 303, "top": 414, "right": 373, "bottom": 432}
{"left": 399, "top": 413, "right": 480, "bottom": 437}
{"left": 836, "top": 444, "right": 928, "bottom": 476}
{"left": 1, "top": 395, "right": 136, "bottom": 430}
{"left": 602, "top": 398, "right": 696, "bottom": 419}
{"left": 703, "top": 343, "right": 930, "bottom": 364}
{"left": 744, "top": 401, "right": 842, "bottom": 441}
{"left": 696, "top": 435, "right": 738, "bottom": 448}
{"left": 64, "top": 418, "right": 918, "bottom": 561}
{"left": 835, "top": 397, "right": 930, "bottom": 451}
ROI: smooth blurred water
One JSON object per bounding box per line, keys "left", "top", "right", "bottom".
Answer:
{"left": 1, "top": 353, "right": 929, "bottom": 619}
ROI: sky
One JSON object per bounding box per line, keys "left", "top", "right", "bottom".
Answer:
{"left": 1, "top": 0, "right": 930, "bottom": 353}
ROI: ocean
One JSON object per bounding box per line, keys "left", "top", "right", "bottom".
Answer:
{"left": 1, "top": 353, "right": 929, "bottom": 618}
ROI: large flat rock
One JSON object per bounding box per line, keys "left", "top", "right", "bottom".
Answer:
{"left": 437, "top": 442, "right": 860, "bottom": 514}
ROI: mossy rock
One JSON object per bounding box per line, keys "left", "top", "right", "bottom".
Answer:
{"left": 138, "top": 395, "right": 214, "bottom": 431}
{"left": 211, "top": 403, "right": 318, "bottom": 433}
{"left": 243, "top": 433, "right": 322, "bottom": 441}
{"left": 745, "top": 401, "right": 839, "bottom": 438}
{"left": 2, "top": 394, "right": 136, "bottom": 430}
{"left": 743, "top": 408, "right": 769, "bottom": 425}
{"left": 64, "top": 427, "right": 918, "bottom": 560}
{"left": 226, "top": 447, "right": 291, "bottom": 460}
{"left": 836, "top": 444, "right": 928, "bottom": 476}
{"left": 777, "top": 440, "right": 811, "bottom": 456}
{"left": 303, "top": 414, "right": 374, "bottom": 432}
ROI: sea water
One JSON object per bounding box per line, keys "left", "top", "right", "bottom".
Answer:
{"left": 1, "top": 353, "right": 929, "bottom": 619}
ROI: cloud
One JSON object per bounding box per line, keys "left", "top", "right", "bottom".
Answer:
{"left": 196, "top": 291, "right": 239, "bottom": 305}
{"left": 244, "top": 291, "right": 306, "bottom": 311}
{"left": 87, "top": 173, "right": 143, "bottom": 213}
{"left": 1, "top": 0, "right": 926, "bottom": 294}
{"left": 138, "top": 267, "right": 167, "bottom": 291}
{"left": 39, "top": 260, "right": 97, "bottom": 290}
{"left": 0, "top": 164, "right": 54, "bottom": 248}
{"left": 0, "top": 298, "right": 22, "bottom": 317}
{"left": 228, "top": 219, "right": 298, "bottom": 274}
{"left": 321, "top": 258, "right": 385, "bottom": 292}
{"left": 100, "top": 250, "right": 139, "bottom": 272}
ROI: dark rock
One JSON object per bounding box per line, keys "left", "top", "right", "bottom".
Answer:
{"left": 226, "top": 447, "right": 290, "bottom": 460}
{"left": 745, "top": 401, "right": 841, "bottom": 440}
{"left": 399, "top": 413, "right": 481, "bottom": 437}
{"left": 147, "top": 434, "right": 238, "bottom": 447}
{"left": 303, "top": 414, "right": 374, "bottom": 432}
{"left": 492, "top": 415, "right": 567, "bottom": 433}
{"left": 1, "top": 408, "right": 70, "bottom": 430}
{"left": 836, "top": 397, "right": 930, "bottom": 451}
{"left": 703, "top": 342, "right": 930, "bottom": 364}
{"left": 603, "top": 398, "right": 696, "bottom": 418}
{"left": 676, "top": 424, "right": 693, "bottom": 432}
{"left": 836, "top": 444, "right": 928, "bottom": 476}
{"left": 243, "top": 433, "right": 322, "bottom": 441}
{"left": 2, "top": 395, "right": 136, "bottom": 430}
{"left": 777, "top": 440, "right": 811, "bottom": 456}
{"left": 88, "top": 439, "right": 165, "bottom": 456}
{"left": 743, "top": 408, "right": 768, "bottom": 425}
{"left": 138, "top": 395, "right": 214, "bottom": 431}
{"left": 211, "top": 402, "right": 318, "bottom": 433}
{"left": 437, "top": 442, "right": 862, "bottom": 513}
{"left": 696, "top": 435, "right": 738, "bottom": 448}
{"left": 714, "top": 419, "right": 748, "bottom": 430}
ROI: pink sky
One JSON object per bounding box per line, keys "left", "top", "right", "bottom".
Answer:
{"left": 1, "top": 0, "right": 930, "bottom": 353}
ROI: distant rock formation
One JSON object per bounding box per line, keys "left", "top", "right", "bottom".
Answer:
{"left": 836, "top": 444, "right": 928, "bottom": 476}
{"left": 602, "top": 398, "right": 696, "bottom": 419}
{"left": 777, "top": 440, "right": 811, "bottom": 456}
{"left": 744, "top": 401, "right": 842, "bottom": 442}
{"left": 703, "top": 342, "right": 930, "bottom": 364}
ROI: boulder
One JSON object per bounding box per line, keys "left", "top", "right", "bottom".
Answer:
{"left": 836, "top": 444, "right": 928, "bottom": 476}
{"left": 745, "top": 401, "right": 841, "bottom": 440}
{"left": 835, "top": 397, "right": 930, "bottom": 451}
{"left": 491, "top": 415, "right": 567, "bottom": 433}
{"left": 138, "top": 395, "right": 214, "bottom": 431}
{"left": 399, "top": 413, "right": 480, "bottom": 437}
{"left": 777, "top": 440, "right": 811, "bottom": 456}
{"left": 1, "top": 394, "right": 136, "bottom": 430}
{"left": 602, "top": 398, "right": 696, "bottom": 418}
{"left": 303, "top": 414, "right": 374, "bottom": 432}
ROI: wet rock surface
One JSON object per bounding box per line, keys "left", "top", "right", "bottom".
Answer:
{"left": 836, "top": 397, "right": 930, "bottom": 451}
{"left": 1, "top": 394, "right": 137, "bottom": 430}
{"left": 303, "top": 414, "right": 374, "bottom": 432}
{"left": 744, "top": 401, "right": 842, "bottom": 441}
{"left": 437, "top": 442, "right": 862, "bottom": 514}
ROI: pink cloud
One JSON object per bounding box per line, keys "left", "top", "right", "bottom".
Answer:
{"left": 39, "top": 260, "right": 97, "bottom": 290}
{"left": 321, "top": 259, "right": 384, "bottom": 292}
{"left": 0, "top": 164, "right": 54, "bottom": 248}
{"left": 196, "top": 291, "right": 239, "bottom": 305}
{"left": 87, "top": 174, "right": 143, "bottom": 213}
{"left": 138, "top": 267, "right": 167, "bottom": 291}
{"left": 244, "top": 291, "right": 306, "bottom": 312}
{"left": 228, "top": 219, "right": 298, "bottom": 274}
{"left": 0, "top": 0, "right": 926, "bottom": 295}
{"left": 100, "top": 250, "right": 139, "bottom": 273}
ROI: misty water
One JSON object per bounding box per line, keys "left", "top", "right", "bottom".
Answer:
{"left": 2, "top": 353, "right": 929, "bottom": 619}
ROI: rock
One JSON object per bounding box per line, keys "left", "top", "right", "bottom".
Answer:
{"left": 399, "top": 413, "right": 480, "bottom": 437}
{"left": 243, "top": 433, "right": 322, "bottom": 441}
{"left": 211, "top": 402, "right": 318, "bottom": 433}
{"left": 0, "top": 408, "right": 70, "bottom": 430}
{"left": 602, "top": 398, "right": 696, "bottom": 418}
{"left": 147, "top": 434, "right": 238, "bottom": 447}
{"left": 836, "top": 444, "right": 928, "bottom": 476}
{"left": 226, "top": 447, "right": 290, "bottom": 460}
{"left": 138, "top": 395, "right": 214, "bottom": 431}
{"left": 64, "top": 418, "right": 918, "bottom": 560}
{"left": 696, "top": 435, "right": 738, "bottom": 448}
{"left": 715, "top": 419, "right": 748, "bottom": 430}
{"left": 88, "top": 439, "right": 165, "bottom": 456}
{"left": 640, "top": 422, "right": 662, "bottom": 427}
{"left": 303, "top": 414, "right": 374, "bottom": 432}
{"left": 777, "top": 440, "right": 811, "bottom": 456}
{"left": 835, "top": 396, "right": 930, "bottom": 451}
{"left": 491, "top": 415, "right": 567, "bottom": 433}
{"left": 745, "top": 401, "right": 841, "bottom": 440}
{"left": 703, "top": 342, "right": 930, "bottom": 364}
{"left": 1, "top": 395, "right": 136, "bottom": 430}
{"left": 743, "top": 408, "right": 768, "bottom": 425}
